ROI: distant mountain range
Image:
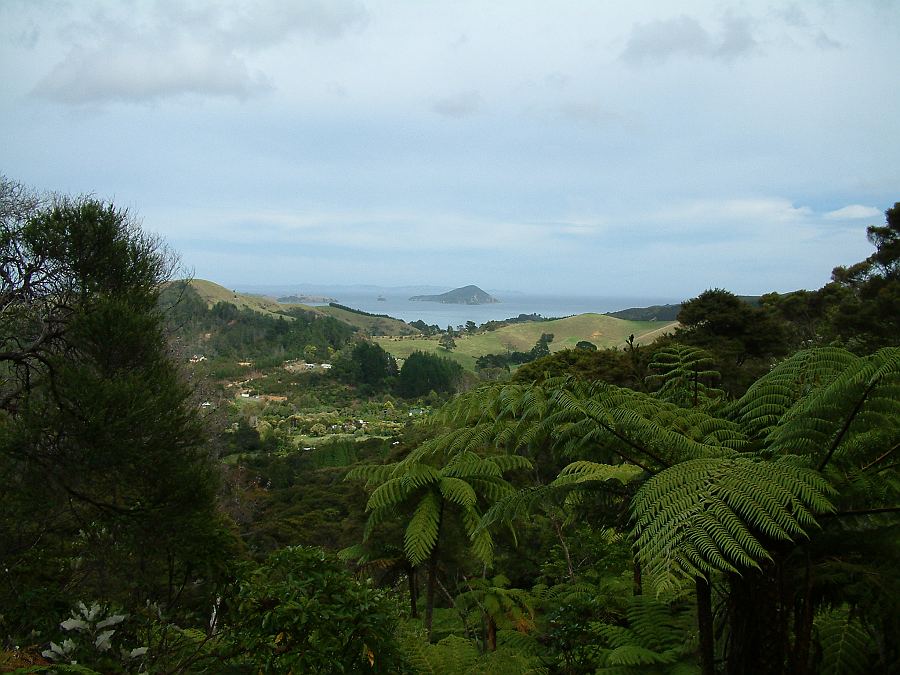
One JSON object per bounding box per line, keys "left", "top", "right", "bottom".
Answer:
{"left": 409, "top": 285, "right": 499, "bottom": 305}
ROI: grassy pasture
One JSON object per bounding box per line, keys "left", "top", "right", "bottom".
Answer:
{"left": 376, "top": 314, "right": 676, "bottom": 371}
{"left": 188, "top": 279, "right": 303, "bottom": 318}
{"left": 187, "top": 279, "right": 418, "bottom": 335}
{"left": 316, "top": 305, "right": 420, "bottom": 336}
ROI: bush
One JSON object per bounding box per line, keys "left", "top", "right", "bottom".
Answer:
{"left": 230, "top": 546, "right": 405, "bottom": 673}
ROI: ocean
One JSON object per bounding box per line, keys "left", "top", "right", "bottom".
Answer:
{"left": 303, "top": 292, "right": 683, "bottom": 328}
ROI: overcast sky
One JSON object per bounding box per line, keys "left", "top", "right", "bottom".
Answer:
{"left": 2, "top": 1, "right": 897, "bottom": 299}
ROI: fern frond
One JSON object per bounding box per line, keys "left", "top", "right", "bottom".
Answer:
{"left": 633, "top": 457, "right": 834, "bottom": 590}
{"left": 366, "top": 477, "right": 411, "bottom": 511}
{"left": 403, "top": 462, "right": 442, "bottom": 491}
{"left": 404, "top": 491, "right": 442, "bottom": 566}
{"left": 439, "top": 476, "right": 477, "bottom": 509}
{"left": 815, "top": 606, "right": 874, "bottom": 675}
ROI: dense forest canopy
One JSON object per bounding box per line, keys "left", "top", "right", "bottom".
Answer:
{"left": 1, "top": 176, "right": 897, "bottom": 674}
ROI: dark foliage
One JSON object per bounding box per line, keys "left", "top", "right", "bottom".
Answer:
{"left": 396, "top": 350, "right": 463, "bottom": 398}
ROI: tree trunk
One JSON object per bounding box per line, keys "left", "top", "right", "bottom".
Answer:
{"left": 696, "top": 576, "right": 715, "bottom": 675}
{"left": 425, "top": 546, "right": 438, "bottom": 637}
{"left": 408, "top": 565, "right": 419, "bottom": 618}
{"left": 726, "top": 565, "right": 787, "bottom": 675}
{"left": 787, "top": 558, "right": 814, "bottom": 675}
{"left": 486, "top": 614, "right": 497, "bottom": 652}
{"left": 633, "top": 556, "right": 643, "bottom": 596}
{"left": 424, "top": 503, "right": 444, "bottom": 638}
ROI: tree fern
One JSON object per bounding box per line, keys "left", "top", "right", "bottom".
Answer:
{"left": 589, "top": 594, "right": 700, "bottom": 675}
{"left": 814, "top": 606, "right": 874, "bottom": 675}
{"left": 646, "top": 344, "right": 724, "bottom": 408}
{"left": 632, "top": 457, "right": 834, "bottom": 590}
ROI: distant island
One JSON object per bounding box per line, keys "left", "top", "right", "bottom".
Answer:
{"left": 276, "top": 294, "right": 338, "bottom": 304}
{"left": 409, "top": 284, "right": 499, "bottom": 305}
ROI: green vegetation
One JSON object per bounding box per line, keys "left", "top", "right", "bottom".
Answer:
{"left": 319, "top": 303, "right": 420, "bottom": 336}
{"left": 397, "top": 351, "right": 463, "bottom": 398}
{"left": 2, "top": 176, "right": 897, "bottom": 674}
{"left": 377, "top": 313, "right": 672, "bottom": 372}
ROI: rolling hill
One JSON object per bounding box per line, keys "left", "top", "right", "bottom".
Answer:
{"left": 376, "top": 313, "right": 677, "bottom": 371}
{"left": 174, "top": 279, "right": 418, "bottom": 336}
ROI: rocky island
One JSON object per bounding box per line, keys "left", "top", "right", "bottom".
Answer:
{"left": 409, "top": 284, "right": 499, "bottom": 305}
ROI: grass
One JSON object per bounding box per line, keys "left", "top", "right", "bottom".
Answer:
{"left": 188, "top": 279, "right": 303, "bottom": 318}
{"left": 316, "top": 305, "right": 420, "bottom": 336}
{"left": 187, "top": 279, "right": 419, "bottom": 335}
{"left": 376, "top": 314, "right": 677, "bottom": 371}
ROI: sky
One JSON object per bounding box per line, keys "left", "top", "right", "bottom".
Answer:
{"left": 1, "top": 0, "right": 898, "bottom": 299}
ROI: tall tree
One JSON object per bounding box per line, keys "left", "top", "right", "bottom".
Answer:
{"left": 828, "top": 203, "right": 900, "bottom": 352}
{"left": 0, "top": 187, "right": 234, "bottom": 636}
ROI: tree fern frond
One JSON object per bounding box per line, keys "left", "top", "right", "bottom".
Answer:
{"left": 403, "top": 462, "right": 442, "bottom": 491}
{"left": 363, "top": 504, "right": 397, "bottom": 541}
{"left": 404, "top": 491, "right": 442, "bottom": 566}
{"left": 366, "top": 476, "right": 412, "bottom": 511}
{"left": 439, "top": 476, "right": 477, "bottom": 509}
{"left": 815, "top": 606, "right": 874, "bottom": 675}
{"left": 345, "top": 462, "right": 397, "bottom": 485}
{"left": 633, "top": 457, "right": 834, "bottom": 590}
{"left": 488, "top": 453, "right": 534, "bottom": 472}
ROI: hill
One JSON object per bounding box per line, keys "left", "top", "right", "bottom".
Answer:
{"left": 376, "top": 313, "right": 676, "bottom": 372}
{"left": 409, "top": 284, "right": 499, "bottom": 304}
{"left": 184, "top": 279, "right": 300, "bottom": 318}
{"left": 606, "top": 303, "right": 682, "bottom": 321}
{"left": 172, "top": 279, "right": 417, "bottom": 336}
{"left": 607, "top": 295, "right": 762, "bottom": 321}
{"left": 317, "top": 304, "right": 420, "bottom": 336}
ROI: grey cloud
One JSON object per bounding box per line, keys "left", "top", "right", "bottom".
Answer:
{"left": 814, "top": 30, "right": 842, "bottom": 50}
{"left": 29, "top": 0, "right": 367, "bottom": 105}
{"left": 33, "top": 42, "right": 271, "bottom": 104}
{"left": 715, "top": 15, "right": 757, "bottom": 60}
{"left": 431, "top": 90, "right": 483, "bottom": 119}
{"left": 621, "top": 14, "right": 757, "bottom": 66}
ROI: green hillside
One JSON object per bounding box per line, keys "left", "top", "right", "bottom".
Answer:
{"left": 185, "top": 279, "right": 302, "bottom": 318}
{"left": 179, "top": 280, "right": 416, "bottom": 336}
{"left": 376, "top": 314, "right": 676, "bottom": 371}
{"left": 317, "top": 304, "right": 420, "bottom": 336}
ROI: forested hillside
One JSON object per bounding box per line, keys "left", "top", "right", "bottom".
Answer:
{"left": 2, "top": 177, "right": 898, "bottom": 674}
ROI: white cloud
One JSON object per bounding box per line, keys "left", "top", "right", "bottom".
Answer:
{"left": 34, "top": 42, "right": 272, "bottom": 103}
{"left": 824, "top": 205, "right": 883, "bottom": 220}
{"left": 29, "top": 0, "right": 368, "bottom": 104}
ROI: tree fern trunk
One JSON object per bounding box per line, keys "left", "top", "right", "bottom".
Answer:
{"left": 726, "top": 566, "right": 787, "bottom": 675}
{"left": 633, "top": 555, "right": 643, "bottom": 596}
{"left": 424, "top": 502, "right": 444, "bottom": 638}
{"left": 408, "top": 565, "right": 419, "bottom": 618}
{"left": 788, "top": 558, "right": 814, "bottom": 675}
{"left": 486, "top": 614, "right": 497, "bottom": 652}
{"left": 696, "top": 576, "right": 715, "bottom": 675}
